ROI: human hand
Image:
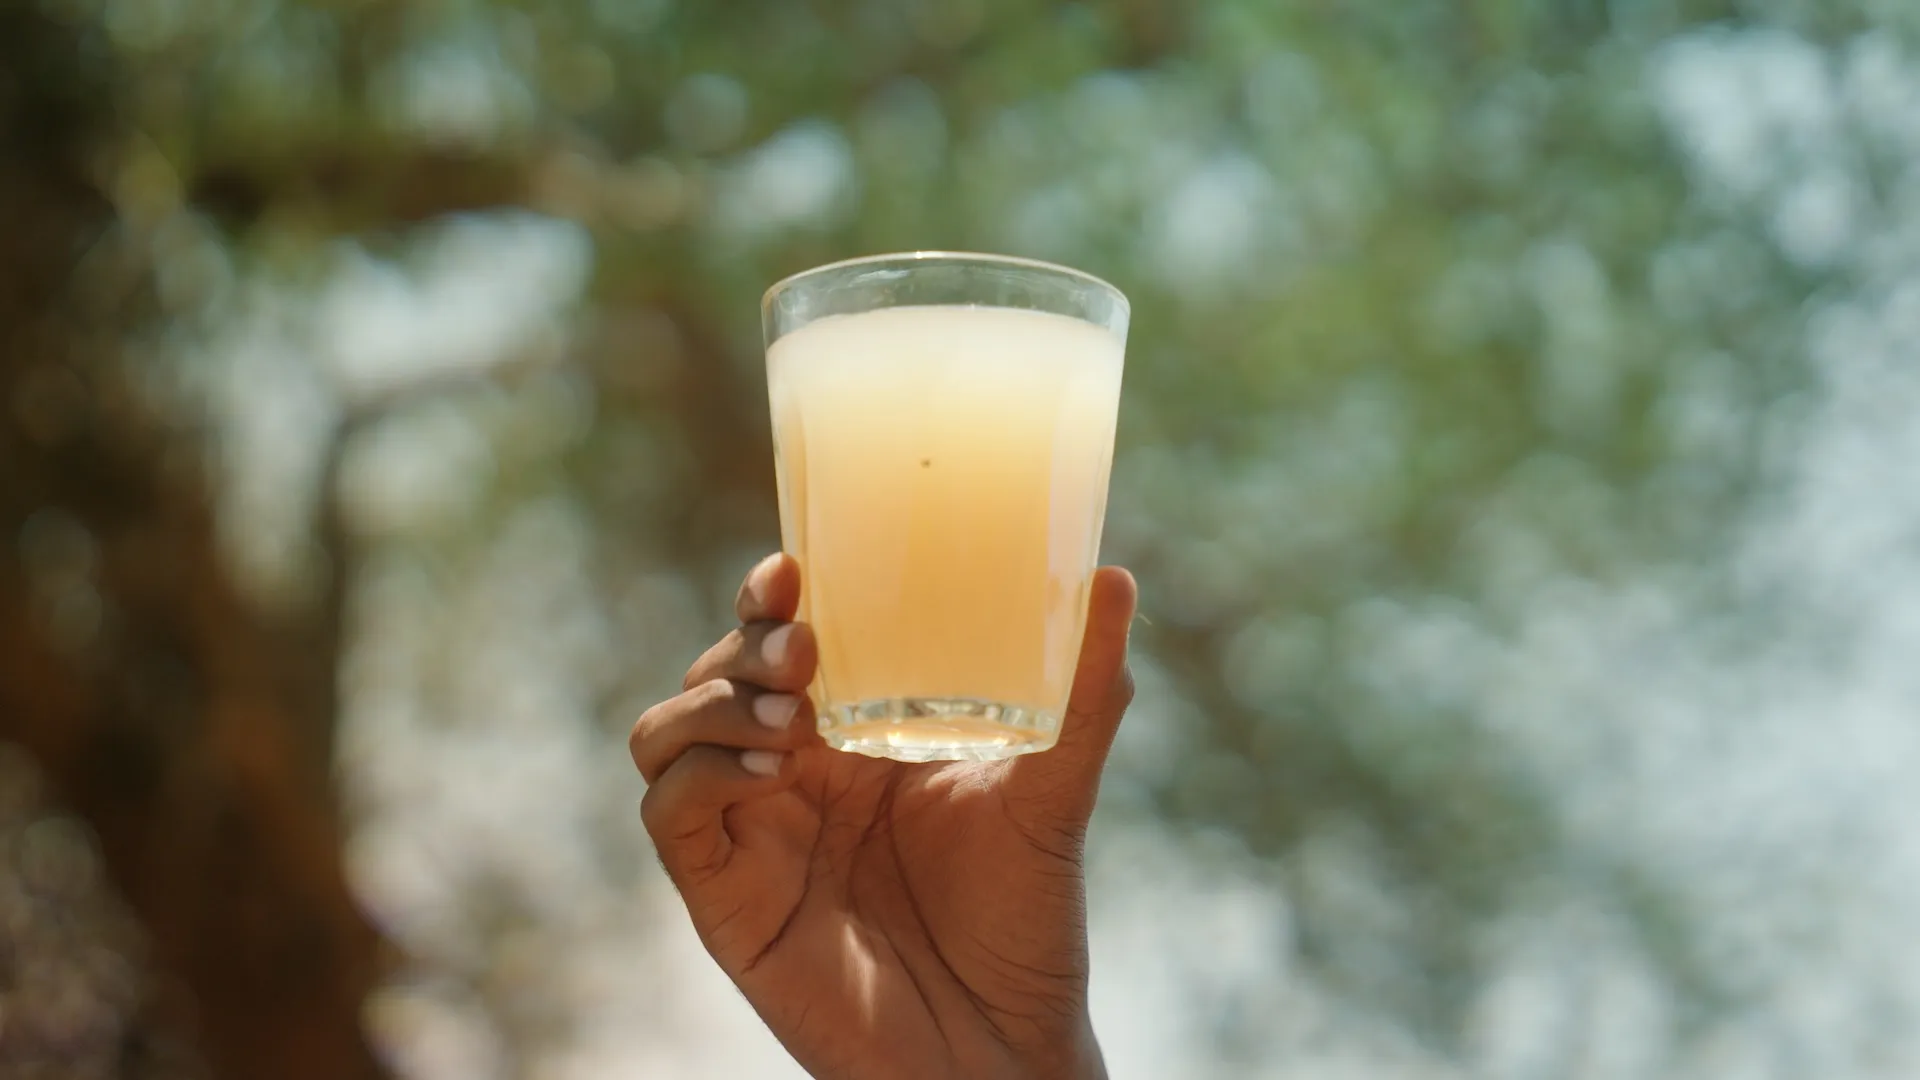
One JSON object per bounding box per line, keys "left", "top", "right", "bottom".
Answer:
{"left": 631, "top": 554, "right": 1136, "bottom": 1080}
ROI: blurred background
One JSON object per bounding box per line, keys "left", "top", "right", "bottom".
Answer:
{"left": 5, "top": 0, "right": 1920, "bottom": 1077}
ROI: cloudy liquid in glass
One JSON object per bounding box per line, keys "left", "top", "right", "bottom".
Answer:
{"left": 767, "top": 304, "right": 1123, "bottom": 760}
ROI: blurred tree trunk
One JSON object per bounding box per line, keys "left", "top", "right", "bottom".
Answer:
{"left": 0, "top": 6, "right": 390, "bottom": 1079}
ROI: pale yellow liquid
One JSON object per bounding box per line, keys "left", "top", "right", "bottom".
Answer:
{"left": 767, "top": 304, "right": 1124, "bottom": 760}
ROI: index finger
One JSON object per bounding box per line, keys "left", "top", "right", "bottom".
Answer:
{"left": 736, "top": 552, "right": 802, "bottom": 624}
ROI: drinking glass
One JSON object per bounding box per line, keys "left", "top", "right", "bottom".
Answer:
{"left": 762, "top": 251, "right": 1129, "bottom": 762}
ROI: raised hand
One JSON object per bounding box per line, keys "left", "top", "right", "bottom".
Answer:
{"left": 631, "top": 554, "right": 1136, "bottom": 1080}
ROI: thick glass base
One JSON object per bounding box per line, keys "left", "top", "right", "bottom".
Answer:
{"left": 821, "top": 698, "right": 1061, "bottom": 762}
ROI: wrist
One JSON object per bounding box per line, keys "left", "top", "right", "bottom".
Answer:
{"left": 1069, "top": 1027, "right": 1107, "bottom": 1080}
{"left": 1031, "top": 1018, "right": 1105, "bottom": 1080}
{"left": 1070, "top": 1051, "right": 1108, "bottom": 1080}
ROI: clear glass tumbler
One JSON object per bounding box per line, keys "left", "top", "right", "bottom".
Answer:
{"left": 762, "top": 252, "right": 1129, "bottom": 762}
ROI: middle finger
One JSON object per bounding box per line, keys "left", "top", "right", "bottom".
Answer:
{"left": 630, "top": 679, "right": 814, "bottom": 784}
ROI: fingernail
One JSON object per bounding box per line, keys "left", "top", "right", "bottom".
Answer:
{"left": 752, "top": 693, "right": 800, "bottom": 730}
{"left": 745, "top": 554, "right": 780, "bottom": 609}
{"left": 760, "top": 623, "right": 795, "bottom": 667}
{"left": 740, "top": 749, "right": 786, "bottom": 777}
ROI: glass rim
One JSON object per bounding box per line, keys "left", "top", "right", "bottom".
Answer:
{"left": 760, "top": 250, "right": 1129, "bottom": 318}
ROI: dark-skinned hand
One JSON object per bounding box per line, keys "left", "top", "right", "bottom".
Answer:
{"left": 632, "top": 554, "right": 1137, "bottom": 1080}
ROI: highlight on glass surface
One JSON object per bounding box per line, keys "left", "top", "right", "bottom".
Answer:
{"left": 762, "top": 252, "right": 1130, "bottom": 762}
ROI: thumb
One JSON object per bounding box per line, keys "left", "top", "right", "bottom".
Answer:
{"left": 1003, "top": 566, "right": 1138, "bottom": 826}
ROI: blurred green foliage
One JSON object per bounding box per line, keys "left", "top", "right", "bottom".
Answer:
{"left": 17, "top": 0, "right": 1920, "bottom": 1074}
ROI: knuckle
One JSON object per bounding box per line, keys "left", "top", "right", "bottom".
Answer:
{"left": 631, "top": 679, "right": 739, "bottom": 776}
{"left": 638, "top": 784, "right": 667, "bottom": 834}
{"left": 683, "top": 630, "right": 746, "bottom": 691}
{"left": 1108, "top": 665, "right": 1137, "bottom": 714}
{"left": 690, "top": 677, "right": 738, "bottom": 713}
{"left": 629, "top": 701, "right": 666, "bottom": 761}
